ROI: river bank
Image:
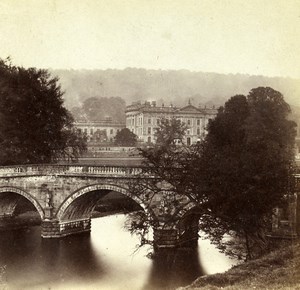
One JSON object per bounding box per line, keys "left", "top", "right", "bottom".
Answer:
{"left": 180, "top": 239, "right": 300, "bottom": 290}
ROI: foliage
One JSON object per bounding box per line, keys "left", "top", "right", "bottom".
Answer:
{"left": 124, "top": 211, "right": 154, "bottom": 248}
{"left": 127, "top": 118, "right": 202, "bottom": 247}
{"left": 114, "top": 128, "right": 137, "bottom": 146}
{"left": 194, "top": 87, "right": 297, "bottom": 259}
{"left": 0, "top": 58, "right": 86, "bottom": 165}
{"left": 71, "top": 96, "right": 126, "bottom": 123}
{"left": 154, "top": 118, "right": 187, "bottom": 147}
{"left": 138, "top": 118, "right": 192, "bottom": 196}
{"left": 54, "top": 68, "right": 300, "bottom": 109}
{"left": 126, "top": 88, "right": 296, "bottom": 261}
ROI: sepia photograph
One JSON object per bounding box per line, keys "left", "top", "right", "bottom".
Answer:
{"left": 0, "top": 0, "right": 299, "bottom": 289}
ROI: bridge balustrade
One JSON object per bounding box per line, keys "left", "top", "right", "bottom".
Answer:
{"left": 0, "top": 164, "right": 144, "bottom": 177}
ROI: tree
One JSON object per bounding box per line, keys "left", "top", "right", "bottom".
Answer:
{"left": 194, "top": 88, "right": 297, "bottom": 259}
{"left": 126, "top": 118, "right": 201, "bottom": 247}
{"left": 0, "top": 58, "right": 86, "bottom": 165}
{"left": 154, "top": 118, "right": 187, "bottom": 146}
{"left": 114, "top": 128, "right": 137, "bottom": 146}
{"left": 137, "top": 118, "right": 194, "bottom": 200}
{"left": 71, "top": 96, "right": 126, "bottom": 122}
{"left": 125, "top": 88, "right": 296, "bottom": 260}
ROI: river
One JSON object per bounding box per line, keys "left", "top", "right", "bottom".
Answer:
{"left": 0, "top": 214, "right": 236, "bottom": 290}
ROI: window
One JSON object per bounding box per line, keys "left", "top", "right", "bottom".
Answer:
{"left": 148, "top": 118, "right": 151, "bottom": 124}
{"left": 157, "top": 119, "right": 160, "bottom": 125}
{"left": 187, "top": 119, "right": 191, "bottom": 125}
{"left": 110, "top": 129, "right": 113, "bottom": 134}
{"left": 197, "top": 128, "right": 200, "bottom": 135}
{"left": 197, "top": 119, "right": 200, "bottom": 126}
{"left": 148, "top": 136, "right": 151, "bottom": 143}
{"left": 90, "top": 129, "right": 93, "bottom": 135}
{"left": 187, "top": 129, "right": 190, "bottom": 135}
{"left": 84, "top": 128, "right": 87, "bottom": 134}
{"left": 148, "top": 127, "right": 151, "bottom": 134}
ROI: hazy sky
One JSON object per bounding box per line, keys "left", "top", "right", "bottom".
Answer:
{"left": 0, "top": 0, "right": 299, "bottom": 77}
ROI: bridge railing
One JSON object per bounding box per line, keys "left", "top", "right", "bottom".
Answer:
{"left": 0, "top": 164, "right": 144, "bottom": 177}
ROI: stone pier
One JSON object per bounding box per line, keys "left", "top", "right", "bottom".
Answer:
{"left": 41, "top": 218, "right": 91, "bottom": 238}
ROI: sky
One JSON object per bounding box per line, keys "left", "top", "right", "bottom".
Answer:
{"left": 0, "top": 0, "right": 299, "bottom": 78}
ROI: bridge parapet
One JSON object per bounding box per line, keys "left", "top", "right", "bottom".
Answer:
{"left": 0, "top": 164, "right": 145, "bottom": 178}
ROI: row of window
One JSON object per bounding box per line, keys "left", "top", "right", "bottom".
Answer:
{"left": 131, "top": 126, "right": 205, "bottom": 136}
{"left": 144, "top": 136, "right": 198, "bottom": 145}
{"left": 78, "top": 128, "right": 118, "bottom": 135}
{"left": 127, "top": 117, "right": 211, "bottom": 126}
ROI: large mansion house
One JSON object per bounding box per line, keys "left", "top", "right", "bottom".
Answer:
{"left": 126, "top": 101, "right": 218, "bottom": 145}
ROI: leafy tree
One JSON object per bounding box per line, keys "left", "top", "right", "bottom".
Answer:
{"left": 126, "top": 118, "right": 201, "bottom": 247}
{"left": 137, "top": 118, "right": 195, "bottom": 202}
{"left": 0, "top": 58, "right": 86, "bottom": 165}
{"left": 71, "top": 96, "right": 126, "bottom": 123}
{"left": 141, "top": 118, "right": 188, "bottom": 170}
{"left": 194, "top": 87, "right": 297, "bottom": 260}
{"left": 154, "top": 118, "right": 187, "bottom": 146}
{"left": 114, "top": 128, "right": 137, "bottom": 146}
{"left": 126, "top": 88, "right": 296, "bottom": 260}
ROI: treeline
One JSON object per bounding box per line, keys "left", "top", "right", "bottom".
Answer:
{"left": 52, "top": 68, "right": 300, "bottom": 109}
{"left": 71, "top": 96, "right": 126, "bottom": 123}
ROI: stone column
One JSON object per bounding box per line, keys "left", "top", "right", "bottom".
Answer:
{"left": 153, "top": 227, "right": 178, "bottom": 249}
{"left": 177, "top": 220, "right": 199, "bottom": 248}
{"left": 41, "top": 219, "right": 61, "bottom": 238}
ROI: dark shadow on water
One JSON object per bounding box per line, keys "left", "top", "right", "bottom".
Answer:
{"left": 52, "top": 233, "right": 106, "bottom": 281}
{"left": 0, "top": 226, "right": 105, "bottom": 289}
{"left": 143, "top": 246, "right": 205, "bottom": 290}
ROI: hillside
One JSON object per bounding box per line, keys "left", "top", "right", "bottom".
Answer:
{"left": 51, "top": 68, "right": 300, "bottom": 109}
{"left": 180, "top": 239, "right": 300, "bottom": 290}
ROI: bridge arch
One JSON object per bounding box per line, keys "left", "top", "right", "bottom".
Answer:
{"left": 177, "top": 202, "right": 199, "bottom": 219}
{"left": 176, "top": 205, "right": 201, "bottom": 247}
{"left": 55, "top": 183, "right": 156, "bottom": 221}
{"left": 0, "top": 186, "right": 44, "bottom": 219}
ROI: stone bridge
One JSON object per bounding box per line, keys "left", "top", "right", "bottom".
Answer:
{"left": 0, "top": 164, "right": 198, "bottom": 248}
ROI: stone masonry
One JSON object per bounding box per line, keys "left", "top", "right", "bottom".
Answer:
{"left": 0, "top": 164, "right": 197, "bottom": 248}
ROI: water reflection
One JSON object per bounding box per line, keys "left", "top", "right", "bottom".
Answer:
{"left": 144, "top": 247, "right": 204, "bottom": 290}
{"left": 0, "top": 214, "right": 236, "bottom": 290}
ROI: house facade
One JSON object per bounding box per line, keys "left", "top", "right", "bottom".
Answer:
{"left": 125, "top": 101, "right": 218, "bottom": 145}
{"left": 74, "top": 119, "right": 125, "bottom": 143}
